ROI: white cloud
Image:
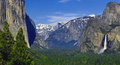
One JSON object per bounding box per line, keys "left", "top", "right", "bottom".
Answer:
{"left": 59, "top": 0, "right": 81, "bottom": 3}
{"left": 47, "top": 12, "right": 80, "bottom": 24}
{"left": 47, "top": 16, "right": 77, "bottom": 23}
{"left": 59, "top": 0, "right": 71, "bottom": 3}
{"left": 35, "top": 12, "right": 91, "bottom": 25}
{"left": 55, "top": 12, "right": 79, "bottom": 16}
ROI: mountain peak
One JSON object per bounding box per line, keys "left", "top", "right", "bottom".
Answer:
{"left": 107, "top": 2, "right": 120, "bottom": 6}
{"left": 106, "top": 2, "right": 120, "bottom": 10}
{"left": 106, "top": 2, "right": 120, "bottom": 11}
{"left": 88, "top": 14, "right": 96, "bottom": 18}
{"left": 102, "top": 2, "right": 120, "bottom": 24}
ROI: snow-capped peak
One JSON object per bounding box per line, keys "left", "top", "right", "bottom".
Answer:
{"left": 88, "top": 14, "right": 96, "bottom": 18}
{"left": 36, "top": 23, "right": 65, "bottom": 40}
{"left": 36, "top": 24, "right": 52, "bottom": 30}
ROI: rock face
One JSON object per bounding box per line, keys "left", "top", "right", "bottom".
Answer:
{"left": 31, "top": 33, "right": 48, "bottom": 50}
{"left": 0, "top": 0, "right": 36, "bottom": 48}
{"left": 102, "top": 2, "right": 120, "bottom": 24}
{"left": 79, "top": 2, "right": 120, "bottom": 53}
{"left": 25, "top": 15, "right": 36, "bottom": 46}
{"left": 78, "top": 18, "right": 104, "bottom": 52}
{"left": 107, "top": 26, "right": 120, "bottom": 51}
{"left": 46, "top": 16, "right": 96, "bottom": 49}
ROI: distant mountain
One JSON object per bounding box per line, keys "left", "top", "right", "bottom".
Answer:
{"left": 36, "top": 2, "right": 120, "bottom": 54}
{"left": 36, "top": 23, "right": 64, "bottom": 40}
{"left": 45, "top": 15, "right": 97, "bottom": 49}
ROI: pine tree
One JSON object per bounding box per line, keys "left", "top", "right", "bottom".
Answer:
{"left": 0, "top": 30, "right": 4, "bottom": 64}
{"left": 0, "top": 20, "right": 14, "bottom": 64}
{"left": 9, "top": 28, "right": 33, "bottom": 65}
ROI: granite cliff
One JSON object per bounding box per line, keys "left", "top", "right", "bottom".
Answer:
{"left": 79, "top": 2, "right": 120, "bottom": 53}
{"left": 0, "top": 0, "right": 47, "bottom": 48}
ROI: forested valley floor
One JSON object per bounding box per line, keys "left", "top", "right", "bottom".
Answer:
{"left": 29, "top": 49, "right": 120, "bottom": 65}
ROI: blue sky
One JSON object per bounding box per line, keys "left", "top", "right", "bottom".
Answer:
{"left": 25, "top": 0, "right": 120, "bottom": 25}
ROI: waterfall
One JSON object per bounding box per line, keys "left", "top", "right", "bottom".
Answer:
{"left": 98, "top": 35, "right": 108, "bottom": 54}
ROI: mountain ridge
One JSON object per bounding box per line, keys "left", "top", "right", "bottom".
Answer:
{"left": 45, "top": 15, "right": 97, "bottom": 49}
{"left": 36, "top": 23, "right": 65, "bottom": 40}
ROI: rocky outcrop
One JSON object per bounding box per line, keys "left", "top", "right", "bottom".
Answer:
{"left": 0, "top": 0, "right": 36, "bottom": 48}
{"left": 78, "top": 2, "right": 120, "bottom": 53}
{"left": 25, "top": 14, "right": 36, "bottom": 46}
{"left": 31, "top": 33, "right": 48, "bottom": 50}
{"left": 102, "top": 2, "right": 120, "bottom": 25}
{"left": 107, "top": 26, "right": 120, "bottom": 51}
{"left": 78, "top": 18, "right": 104, "bottom": 52}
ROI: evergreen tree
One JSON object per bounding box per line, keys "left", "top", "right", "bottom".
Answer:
{"left": 0, "top": 20, "right": 14, "bottom": 64}
{"left": 0, "top": 30, "right": 4, "bottom": 64}
{"left": 9, "top": 28, "right": 33, "bottom": 65}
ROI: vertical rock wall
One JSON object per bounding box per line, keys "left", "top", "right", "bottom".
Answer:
{"left": 0, "top": 0, "right": 35, "bottom": 48}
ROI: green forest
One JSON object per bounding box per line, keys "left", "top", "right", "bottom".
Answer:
{"left": 30, "top": 49, "right": 120, "bottom": 65}
{"left": 0, "top": 20, "right": 120, "bottom": 65}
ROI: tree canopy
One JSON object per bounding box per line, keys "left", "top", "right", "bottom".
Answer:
{"left": 0, "top": 20, "right": 33, "bottom": 65}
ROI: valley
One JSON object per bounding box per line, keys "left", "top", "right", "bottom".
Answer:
{"left": 0, "top": 0, "right": 120, "bottom": 65}
{"left": 30, "top": 49, "right": 120, "bottom": 65}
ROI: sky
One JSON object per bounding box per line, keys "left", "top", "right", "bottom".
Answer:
{"left": 25, "top": 0, "right": 120, "bottom": 25}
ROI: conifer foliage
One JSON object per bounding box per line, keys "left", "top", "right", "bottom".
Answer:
{"left": 0, "top": 20, "right": 14, "bottom": 64}
{"left": 0, "top": 20, "right": 33, "bottom": 65}
{"left": 9, "top": 28, "right": 33, "bottom": 65}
